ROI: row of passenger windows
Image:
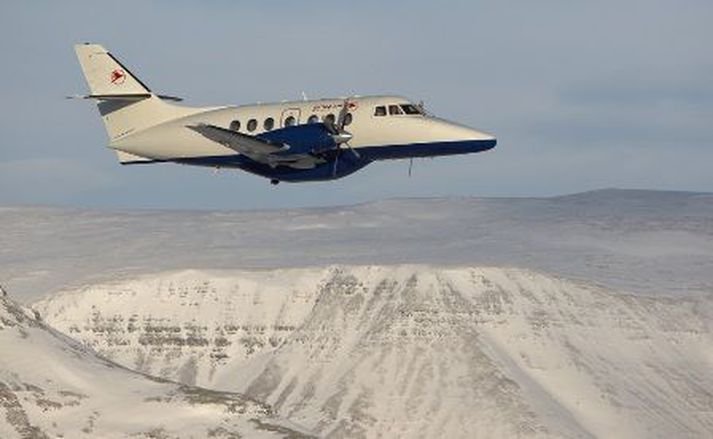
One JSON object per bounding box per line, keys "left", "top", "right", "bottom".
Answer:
{"left": 228, "top": 103, "right": 420, "bottom": 133}
{"left": 374, "top": 104, "right": 423, "bottom": 117}
{"left": 229, "top": 112, "right": 353, "bottom": 133}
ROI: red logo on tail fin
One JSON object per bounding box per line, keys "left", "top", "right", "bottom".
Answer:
{"left": 110, "top": 69, "right": 126, "bottom": 85}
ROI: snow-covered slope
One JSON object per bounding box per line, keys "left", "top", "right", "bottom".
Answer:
{"left": 35, "top": 266, "right": 713, "bottom": 438}
{"left": 3, "top": 189, "right": 713, "bottom": 303}
{"left": 4, "top": 190, "right": 713, "bottom": 437}
{"left": 0, "top": 293, "right": 314, "bottom": 438}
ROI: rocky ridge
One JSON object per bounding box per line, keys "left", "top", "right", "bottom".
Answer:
{"left": 0, "top": 292, "right": 314, "bottom": 438}
{"left": 34, "top": 265, "right": 713, "bottom": 438}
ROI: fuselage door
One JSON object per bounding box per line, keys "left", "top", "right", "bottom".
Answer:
{"left": 280, "top": 108, "right": 301, "bottom": 128}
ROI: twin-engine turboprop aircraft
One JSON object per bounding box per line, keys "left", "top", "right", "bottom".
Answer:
{"left": 73, "top": 43, "right": 496, "bottom": 184}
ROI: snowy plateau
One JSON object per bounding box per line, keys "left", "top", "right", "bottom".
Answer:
{"left": 1, "top": 189, "right": 713, "bottom": 438}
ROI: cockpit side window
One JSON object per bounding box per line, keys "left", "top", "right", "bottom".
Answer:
{"left": 400, "top": 104, "right": 422, "bottom": 115}
{"left": 374, "top": 106, "right": 386, "bottom": 116}
{"left": 388, "top": 105, "right": 403, "bottom": 115}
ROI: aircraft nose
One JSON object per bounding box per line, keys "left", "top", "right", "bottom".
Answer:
{"left": 435, "top": 119, "right": 497, "bottom": 153}
{"left": 439, "top": 119, "right": 496, "bottom": 145}
{"left": 468, "top": 128, "right": 496, "bottom": 142}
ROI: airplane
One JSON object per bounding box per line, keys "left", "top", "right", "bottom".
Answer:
{"left": 73, "top": 43, "right": 496, "bottom": 184}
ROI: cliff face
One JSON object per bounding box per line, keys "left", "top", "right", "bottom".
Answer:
{"left": 35, "top": 265, "right": 713, "bottom": 438}
{"left": 0, "top": 293, "right": 313, "bottom": 439}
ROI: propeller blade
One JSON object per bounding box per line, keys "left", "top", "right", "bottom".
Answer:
{"left": 323, "top": 117, "right": 337, "bottom": 135}
{"left": 324, "top": 118, "right": 352, "bottom": 144}
{"left": 323, "top": 97, "right": 358, "bottom": 165}
{"left": 332, "top": 149, "right": 339, "bottom": 177}
{"left": 345, "top": 142, "right": 360, "bottom": 159}
{"left": 337, "top": 97, "right": 351, "bottom": 130}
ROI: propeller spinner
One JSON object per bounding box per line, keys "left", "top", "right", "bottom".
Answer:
{"left": 323, "top": 97, "right": 361, "bottom": 176}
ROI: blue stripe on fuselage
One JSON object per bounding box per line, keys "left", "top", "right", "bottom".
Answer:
{"left": 358, "top": 138, "right": 496, "bottom": 161}
{"left": 123, "top": 139, "right": 496, "bottom": 182}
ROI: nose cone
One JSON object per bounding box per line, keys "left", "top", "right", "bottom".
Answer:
{"left": 430, "top": 118, "right": 496, "bottom": 151}
{"left": 441, "top": 120, "right": 495, "bottom": 142}
{"left": 469, "top": 128, "right": 496, "bottom": 142}
{"left": 464, "top": 128, "right": 496, "bottom": 148}
{"left": 465, "top": 128, "right": 496, "bottom": 152}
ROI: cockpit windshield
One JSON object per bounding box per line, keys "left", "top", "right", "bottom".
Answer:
{"left": 400, "top": 104, "right": 423, "bottom": 115}
{"left": 374, "top": 102, "right": 426, "bottom": 117}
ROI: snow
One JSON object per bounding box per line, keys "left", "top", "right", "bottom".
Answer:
{"left": 33, "top": 265, "right": 713, "bottom": 438}
{"left": 1, "top": 189, "right": 712, "bottom": 304}
{"left": 2, "top": 189, "right": 713, "bottom": 438}
{"left": 0, "top": 294, "right": 314, "bottom": 438}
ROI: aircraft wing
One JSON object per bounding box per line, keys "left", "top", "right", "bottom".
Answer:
{"left": 187, "top": 123, "right": 325, "bottom": 169}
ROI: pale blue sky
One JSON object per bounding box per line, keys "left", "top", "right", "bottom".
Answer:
{"left": 0, "top": 1, "right": 711, "bottom": 209}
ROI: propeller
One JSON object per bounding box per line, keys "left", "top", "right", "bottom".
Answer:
{"left": 324, "top": 97, "right": 360, "bottom": 176}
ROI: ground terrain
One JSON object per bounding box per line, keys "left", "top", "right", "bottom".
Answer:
{"left": 1, "top": 190, "right": 712, "bottom": 437}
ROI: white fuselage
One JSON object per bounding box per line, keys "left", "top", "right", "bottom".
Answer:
{"left": 111, "top": 95, "right": 495, "bottom": 162}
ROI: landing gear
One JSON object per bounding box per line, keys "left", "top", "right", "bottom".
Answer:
{"left": 270, "top": 179, "right": 280, "bottom": 185}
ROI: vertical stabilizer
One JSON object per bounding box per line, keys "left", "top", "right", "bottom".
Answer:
{"left": 75, "top": 44, "right": 151, "bottom": 97}
{"left": 74, "top": 43, "right": 201, "bottom": 153}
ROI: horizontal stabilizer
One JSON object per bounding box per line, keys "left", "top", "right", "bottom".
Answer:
{"left": 67, "top": 93, "right": 183, "bottom": 102}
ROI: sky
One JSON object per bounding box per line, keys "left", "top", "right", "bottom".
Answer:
{"left": 0, "top": 0, "right": 711, "bottom": 209}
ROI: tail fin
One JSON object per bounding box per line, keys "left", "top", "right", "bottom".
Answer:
{"left": 74, "top": 43, "right": 198, "bottom": 154}
{"left": 75, "top": 43, "right": 153, "bottom": 98}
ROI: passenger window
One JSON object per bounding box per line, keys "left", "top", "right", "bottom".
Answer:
{"left": 307, "top": 114, "right": 319, "bottom": 124}
{"left": 284, "top": 115, "right": 296, "bottom": 127}
{"left": 229, "top": 120, "right": 241, "bottom": 131}
{"left": 343, "top": 113, "right": 353, "bottom": 126}
{"left": 264, "top": 117, "right": 274, "bottom": 131}
{"left": 324, "top": 113, "right": 336, "bottom": 125}
{"left": 389, "top": 105, "right": 403, "bottom": 115}
{"left": 247, "top": 119, "right": 257, "bottom": 132}
{"left": 374, "top": 106, "right": 386, "bottom": 116}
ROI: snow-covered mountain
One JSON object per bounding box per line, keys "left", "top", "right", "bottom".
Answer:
{"left": 3, "top": 190, "right": 713, "bottom": 438}
{"left": 0, "top": 292, "right": 314, "bottom": 438}
{"left": 35, "top": 265, "right": 713, "bottom": 438}
{"left": 3, "top": 189, "right": 713, "bottom": 304}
